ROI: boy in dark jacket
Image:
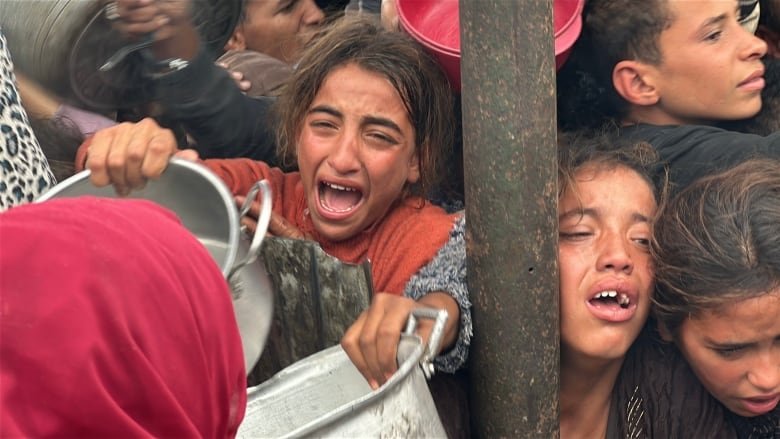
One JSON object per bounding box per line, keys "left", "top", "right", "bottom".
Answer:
{"left": 558, "top": 0, "right": 780, "bottom": 191}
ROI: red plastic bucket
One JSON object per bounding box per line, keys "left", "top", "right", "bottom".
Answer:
{"left": 554, "top": 0, "right": 585, "bottom": 70}
{"left": 397, "top": 0, "right": 461, "bottom": 91}
{"left": 397, "top": 0, "right": 586, "bottom": 91}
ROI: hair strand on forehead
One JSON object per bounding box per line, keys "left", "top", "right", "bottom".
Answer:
{"left": 557, "top": 127, "right": 667, "bottom": 209}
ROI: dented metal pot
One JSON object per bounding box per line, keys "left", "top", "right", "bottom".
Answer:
{"left": 237, "top": 309, "right": 449, "bottom": 438}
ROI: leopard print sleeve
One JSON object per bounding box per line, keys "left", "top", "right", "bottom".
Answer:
{"left": 0, "top": 27, "right": 55, "bottom": 211}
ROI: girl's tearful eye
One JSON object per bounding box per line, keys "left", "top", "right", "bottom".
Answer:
{"left": 712, "top": 344, "right": 747, "bottom": 359}
{"left": 366, "top": 131, "right": 397, "bottom": 146}
{"left": 559, "top": 231, "right": 593, "bottom": 242}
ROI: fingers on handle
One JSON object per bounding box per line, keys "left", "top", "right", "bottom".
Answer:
{"left": 139, "top": 120, "right": 177, "bottom": 181}
{"left": 104, "top": 123, "right": 135, "bottom": 195}
{"left": 268, "top": 212, "right": 305, "bottom": 239}
{"left": 86, "top": 128, "right": 116, "bottom": 187}
{"left": 240, "top": 216, "right": 258, "bottom": 235}
{"left": 341, "top": 312, "right": 378, "bottom": 389}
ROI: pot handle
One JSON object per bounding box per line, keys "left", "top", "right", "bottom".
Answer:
{"left": 403, "top": 308, "right": 449, "bottom": 379}
{"left": 228, "top": 179, "right": 273, "bottom": 280}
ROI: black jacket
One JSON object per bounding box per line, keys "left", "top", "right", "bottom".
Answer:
{"left": 621, "top": 124, "right": 780, "bottom": 193}
{"left": 155, "top": 48, "right": 278, "bottom": 162}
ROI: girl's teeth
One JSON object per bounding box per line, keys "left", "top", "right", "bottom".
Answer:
{"left": 591, "top": 290, "right": 632, "bottom": 308}
{"left": 593, "top": 290, "right": 618, "bottom": 299}
{"left": 326, "top": 182, "right": 356, "bottom": 192}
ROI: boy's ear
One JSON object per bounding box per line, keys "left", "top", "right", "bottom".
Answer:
{"left": 613, "top": 60, "right": 660, "bottom": 107}
{"left": 224, "top": 29, "right": 247, "bottom": 51}
{"left": 757, "top": 25, "right": 780, "bottom": 58}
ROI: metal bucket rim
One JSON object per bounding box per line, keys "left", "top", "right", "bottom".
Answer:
{"left": 36, "top": 158, "right": 241, "bottom": 278}
{"left": 245, "top": 334, "right": 428, "bottom": 438}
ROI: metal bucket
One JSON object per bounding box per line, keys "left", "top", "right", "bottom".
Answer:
{"left": 36, "top": 158, "right": 274, "bottom": 373}
{"left": 237, "top": 309, "right": 448, "bottom": 438}
{"left": 0, "top": 0, "right": 242, "bottom": 109}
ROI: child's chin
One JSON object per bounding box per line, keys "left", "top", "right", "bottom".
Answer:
{"left": 313, "top": 221, "right": 355, "bottom": 242}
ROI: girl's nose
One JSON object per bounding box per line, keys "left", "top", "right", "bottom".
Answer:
{"left": 746, "top": 351, "right": 780, "bottom": 393}
{"left": 596, "top": 234, "right": 633, "bottom": 274}
{"left": 326, "top": 133, "right": 360, "bottom": 174}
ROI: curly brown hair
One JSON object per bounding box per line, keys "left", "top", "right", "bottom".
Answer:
{"left": 274, "top": 16, "right": 454, "bottom": 198}
{"left": 557, "top": 129, "right": 667, "bottom": 206}
{"left": 653, "top": 159, "right": 780, "bottom": 336}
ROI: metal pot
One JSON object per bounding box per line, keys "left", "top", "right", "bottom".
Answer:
{"left": 36, "top": 158, "right": 274, "bottom": 373}
{"left": 237, "top": 309, "right": 449, "bottom": 438}
{"left": 0, "top": 0, "right": 242, "bottom": 109}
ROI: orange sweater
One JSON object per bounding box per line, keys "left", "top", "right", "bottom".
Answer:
{"left": 205, "top": 158, "right": 458, "bottom": 295}
{"left": 74, "top": 138, "right": 457, "bottom": 295}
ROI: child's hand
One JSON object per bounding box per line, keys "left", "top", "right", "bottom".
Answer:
{"left": 381, "top": 0, "right": 400, "bottom": 31}
{"left": 342, "top": 291, "right": 460, "bottom": 389}
{"left": 234, "top": 198, "right": 311, "bottom": 240}
{"left": 216, "top": 62, "right": 252, "bottom": 93}
{"left": 341, "top": 293, "right": 420, "bottom": 389}
{"left": 86, "top": 117, "right": 179, "bottom": 196}
{"left": 108, "top": 0, "right": 192, "bottom": 42}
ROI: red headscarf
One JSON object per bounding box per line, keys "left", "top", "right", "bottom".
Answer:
{"left": 0, "top": 197, "right": 246, "bottom": 437}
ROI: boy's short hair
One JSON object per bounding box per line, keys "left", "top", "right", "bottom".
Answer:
{"left": 557, "top": 0, "right": 673, "bottom": 130}
{"left": 585, "top": 0, "right": 674, "bottom": 119}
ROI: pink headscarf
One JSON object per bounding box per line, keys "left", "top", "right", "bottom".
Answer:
{"left": 0, "top": 197, "right": 246, "bottom": 437}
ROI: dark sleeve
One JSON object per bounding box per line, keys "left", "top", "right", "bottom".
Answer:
{"left": 625, "top": 125, "right": 780, "bottom": 191}
{"left": 154, "top": 48, "right": 277, "bottom": 161}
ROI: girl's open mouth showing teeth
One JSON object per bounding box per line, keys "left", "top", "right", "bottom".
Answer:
{"left": 318, "top": 181, "right": 363, "bottom": 213}
{"left": 586, "top": 289, "right": 637, "bottom": 323}
{"left": 591, "top": 290, "right": 631, "bottom": 309}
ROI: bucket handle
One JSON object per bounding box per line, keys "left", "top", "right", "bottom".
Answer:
{"left": 228, "top": 179, "right": 273, "bottom": 281}
{"left": 403, "top": 308, "right": 448, "bottom": 379}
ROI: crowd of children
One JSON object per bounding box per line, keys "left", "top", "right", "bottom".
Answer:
{"left": 1, "top": 0, "right": 778, "bottom": 437}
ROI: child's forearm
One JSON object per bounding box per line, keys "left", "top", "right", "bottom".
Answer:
{"left": 15, "top": 71, "right": 60, "bottom": 119}
{"left": 417, "top": 291, "right": 461, "bottom": 353}
{"left": 405, "top": 216, "right": 471, "bottom": 373}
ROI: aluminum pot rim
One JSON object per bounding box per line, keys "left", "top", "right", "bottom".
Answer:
{"left": 35, "top": 158, "right": 240, "bottom": 278}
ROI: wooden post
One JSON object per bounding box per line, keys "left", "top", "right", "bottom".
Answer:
{"left": 460, "top": 0, "right": 560, "bottom": 436}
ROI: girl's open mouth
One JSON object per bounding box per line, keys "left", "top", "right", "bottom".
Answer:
{"left": 317, "top": 181, "right": 364, "bottom": 218}
{"left": 741, "top": 394, "right": 780, "bottom": 416}
{"left": 586, "top": 290, "right": 637, "bottom": 322}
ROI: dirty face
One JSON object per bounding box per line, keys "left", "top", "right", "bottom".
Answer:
{"left": 296, "top": 63, "right": 420, "bottom": 242}
{"left": 675, "top": 291, "right": 780, "bottom": 417}
{"left": 559, "top": 165, "right": 656, "bottom": 364}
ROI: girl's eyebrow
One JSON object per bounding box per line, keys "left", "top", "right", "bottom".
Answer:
{"left": 559, "top": 207, "right": 597, "bottom": 222}
{"left": 308, "top": 105, "right": 341, "bottom": 118}
{"left": 308, "top": 106, "right": 403, "bottom": 134}
{"left": 705, "top": 338, "right": 753, "bottom": 350}
{"left": 558, "top": 207, "right": 650, "bottom": 224}
{"left": 362, "top": 116, "right": 402, "bottom": 134}
{"left": 700, "top": 13, "right": 728, "bottom": 30}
